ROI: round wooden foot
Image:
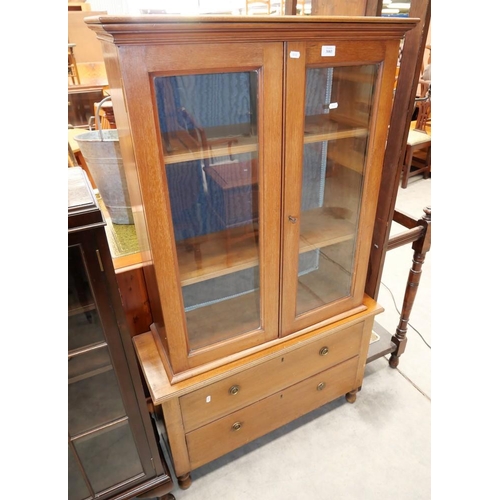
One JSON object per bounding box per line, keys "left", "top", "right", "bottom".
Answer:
{"left": 389, "top": 354, "right": 399, "bottom": 369}
{"left": 159, "top": 494, "right": 176, "bottom": 500}
{"left": 345, "top": 390, "right": 357, "bottom": 403}
{"left": 177, "top": 473, "right": 192, "bottom": 490}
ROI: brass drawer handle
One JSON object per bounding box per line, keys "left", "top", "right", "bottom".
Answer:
{"left": 317, "top": 382, "right": 326, "bottom": 391}
{"left": 232, "top": 422, "right": 242, "bottom": 431}
{"left": 229, "top": 385, "right": 240, "bottom": 396}
{"left": 319, "top": 346, "right": 329, "bottom": 356}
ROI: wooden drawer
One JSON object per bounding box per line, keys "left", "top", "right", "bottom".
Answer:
{"left": 186, "top": 355, "right": 358, "bottom": 469}
{"left": 180, "top": 321, "right": 363, "bottom": 432}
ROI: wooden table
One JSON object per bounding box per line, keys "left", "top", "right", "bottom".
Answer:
{"left": 68, "top": 127, "right": 96, "bottom": 188}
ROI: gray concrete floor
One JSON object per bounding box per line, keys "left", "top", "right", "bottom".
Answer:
{"left": 162, "top": 175, "right": 432, "bottom": 500}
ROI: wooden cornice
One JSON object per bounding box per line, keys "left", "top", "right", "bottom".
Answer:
{"left": 84, "top": 15, "right": 418, "bottom": 45}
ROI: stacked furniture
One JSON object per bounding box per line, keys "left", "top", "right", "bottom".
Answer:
{"left": 84, "top": 15, "right": 416, "bottom": 489}
{"left": 68, "top": 167, "right": 175, "bottom": 500}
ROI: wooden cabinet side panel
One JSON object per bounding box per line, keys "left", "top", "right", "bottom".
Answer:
{"left": 161, "top": 399, "right": 191, "bottom": 478}
{"left": 348, "top": 39, "right": 402, "bottom": 306}
{"left": 355, "top": 314, "right": 376, "bottom": 389}
{"left": 115, "top": 266, "right": 153, "bottom": 337}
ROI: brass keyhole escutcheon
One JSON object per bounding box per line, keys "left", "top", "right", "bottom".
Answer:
{"left": 229, "top": 385, "right": 240, "bottom": 396}
{"left": 319, "top": 346, "right": 329, "bottom": 356}
{"left": 317, "top": 382, "right": 326, "bottom": 391}
{"left": 232, "top": 422, "right": 242, "bottom": 431}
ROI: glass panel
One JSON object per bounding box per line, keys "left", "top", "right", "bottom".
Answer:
{"left": 154, "top": 72, "right": 261, "bottom": 350}
{"left": 73, "top": 422, "right": 143, "bottom": 495}
{"left": 296, "top": 64, "right": 378, "bottom": 316}
{"left": 68, "top": 447, "right": 92, "bottom": 500}
{"left": 68, "top": 245, "right": 105, "bottom": 351}
{"left": 68, "top": 244, "right": 126, "bottom": 437}
{"left": 68, "top": 352, "right": 126, "bottom": 436}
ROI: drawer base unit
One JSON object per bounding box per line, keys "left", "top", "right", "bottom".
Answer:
{"left": 134, "top": 295, "right": 382, "bottom": 487}
{"left": 186, "top": 356, "right": 359, "bottom": 470}
{"left": 84, "top": 14, "right": 414, "bottom": 490}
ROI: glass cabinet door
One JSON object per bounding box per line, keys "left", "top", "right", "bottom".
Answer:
{"left": 153, "top": 71, "right": 262, "bottom": 351}
{"left": 281, "top": 40, "right": 391, "bottom": 335}
{"left": 125, "top": 42, "right": 283, "bottom": 372}
{"left": 68, "top": 243, "right": 148, "bottom": 499}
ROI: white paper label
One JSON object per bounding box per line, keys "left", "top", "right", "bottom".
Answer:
{"left": 290, "top": 51, "right": 301, "bottom": 59}
{"left": 321, "top": 45, "right": 336, "bottom": 57}
{"left": 329, "top": 102, "right": 338, "bottom": 109}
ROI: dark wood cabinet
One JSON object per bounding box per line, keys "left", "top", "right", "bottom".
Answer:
{"left": 68, "top": 167, "right": 175, "bottom": 500}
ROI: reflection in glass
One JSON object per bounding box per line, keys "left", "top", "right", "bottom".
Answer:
{"left": 68, "top": 244, "right": 127, "bottom": 436}
{"left": 296, "top": 65, "right": 378, "bottom": 316}
{"left": 68, "top": 447, "right": 91, "bottom": 500}
{"left": 154, "top": 72, "right": 261, "bottom": 350}
{"left": 68, "top": 350, "right": 126, "bottom": 436}
{"left": 73, "top": 422, "right": 143, "bottom": 495}
{"left": 68, "top": 246, "right": 105, "bottom": 351}
{"left": 68, "top": 246, "right": 145, "bottom": 499}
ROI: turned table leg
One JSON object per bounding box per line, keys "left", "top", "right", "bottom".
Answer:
{"left": 389, "top": 250, "right": 426, "bottom": 367}
{"left": 389, "top": 207, "right": 431, "bottom": 368}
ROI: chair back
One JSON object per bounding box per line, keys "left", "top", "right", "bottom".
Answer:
{"left": 414, "top": 97, "right": 431, "bottom": 133}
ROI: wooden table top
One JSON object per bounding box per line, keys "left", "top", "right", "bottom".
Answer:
{"left": 68, "top": 127, "right": 90, "bottom": 153}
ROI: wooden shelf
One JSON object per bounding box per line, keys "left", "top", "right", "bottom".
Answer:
{"left": 105, "top": 205, "right": 355, "bottom": 286}
{"left": 68, "top": 301, "right": 95, "bottom": 317}
{"left": 187, "top": 290, "right": 260, "bottom": 351}
{"left": 176, "top": 226, "right": 259, "bottom": 287}
{"left": 304, "top": 115, "right": 368, "bottom": 144}
{"left": 299, "top": 208, "right": 355, "bottom": 253}
{"left": 176, "top": 207, "right": 355, "bottom": 287}
{"left": 162, "top": 117, "right": 368, "bottom": 165}
{"left": 69, "top": 364, "right": 114, "bottom": 385}
{"left": 328, "top": 146, "right": 366, "bottom": 174}
{"left": 68, "top": 342, "right": 113, "bottom": 384}
{"left": 367, "top": 320, "right": 396, "bottom": 363}
{"left": 163, "top": 123, "right": 257, "bottom": 165}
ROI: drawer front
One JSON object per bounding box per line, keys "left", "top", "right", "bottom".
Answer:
{"left": 180, "top": 322, "right": 364, "bottom": 432}
{"left": 186, "top": 356, "right": 358, "bottom": 470}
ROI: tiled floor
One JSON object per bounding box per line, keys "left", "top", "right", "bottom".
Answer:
{"left": 158, "top": 173, "right": 432, "bottom": 500}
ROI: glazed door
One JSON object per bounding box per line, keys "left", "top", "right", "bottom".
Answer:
{"left": 68, "top": 234, "right": 156, "bottom": 499}
{"left": 119, "top": 42, "right": 283, "bottom": 372}
{"left": 281, "top": 39, "right": 399, "bottom": 335}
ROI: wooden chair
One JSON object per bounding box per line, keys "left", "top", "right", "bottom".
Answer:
{"left": 246, "top": 1, "right": 271, "bottom": 14}
{"left": 68, "top": 43, "right": 81, "bottom": 85}
{"left": 401, "top": 96, "right": 431, "bottom": 188}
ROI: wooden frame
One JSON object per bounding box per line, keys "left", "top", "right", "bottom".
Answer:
{"left": 85, "top": 15, "right": 416, "bottom": 382}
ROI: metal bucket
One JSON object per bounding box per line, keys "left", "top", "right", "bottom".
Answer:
{"left": 74, "top": 96, "right": 133, "bottom": 224}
